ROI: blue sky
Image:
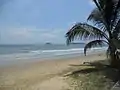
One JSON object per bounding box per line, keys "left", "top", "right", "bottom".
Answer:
{"left": 0, "top": 0, "right": 95, "bottom": 44}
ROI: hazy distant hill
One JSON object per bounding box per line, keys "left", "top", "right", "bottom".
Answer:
{"left": 71, "top": 42, "right": 85, "bottom": 44}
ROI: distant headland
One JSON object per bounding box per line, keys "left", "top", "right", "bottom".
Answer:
{"left": 45, "top": 42, "right": 52, "bottom": 45}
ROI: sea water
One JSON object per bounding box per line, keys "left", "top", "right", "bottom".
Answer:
{"left": 0, "top": 44, "right": 107, "bottom": 66}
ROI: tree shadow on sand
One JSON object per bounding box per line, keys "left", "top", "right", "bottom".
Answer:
{"left": 65, "top": 60, "right": 119, "bottom": 83}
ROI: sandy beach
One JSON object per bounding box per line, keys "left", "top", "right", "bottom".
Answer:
{"left": 0, "top": 53, "right": 106, "bottom": 90}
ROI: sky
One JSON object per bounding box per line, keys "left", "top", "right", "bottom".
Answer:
{"left": 0, "top": 0, "right": 95, "bottom": 44}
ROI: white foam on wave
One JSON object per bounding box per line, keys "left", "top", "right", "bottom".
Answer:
{"left": 54, "top": 51, "right": 83, "bottom": 56}
{"left": 29, "top": 50, "right": 42, "bottom": 54}
{"left": 0, "top": 47, "right": 108, "bottom": 62}
{"left": 42, "top": 48, "right": 84, "bottom": 53}
{"left": 29, "top": 47, "right": 107, "bottom": 54}
{"left": 91, "top": 47, "right": 107, "bottom": 51}
{"left": 28, "top": 48, "right": 84, "bottom": 55}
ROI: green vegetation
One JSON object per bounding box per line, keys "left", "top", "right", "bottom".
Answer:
{"left": 66, "top": 60, "right": 118, "bottom": 90}
{"left": 66, "top": 0, "right": 120, "bottom": 68}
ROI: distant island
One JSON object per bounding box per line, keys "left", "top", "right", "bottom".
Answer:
{"left": 45, "top": 42, "right": 52, "bottom": 45}
{"left": 71, "top": 42, "right": 85, "bottom": 44}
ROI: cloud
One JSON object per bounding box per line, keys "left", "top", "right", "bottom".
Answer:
{"left": 1, "top": 26, "right": 66, "bottom": 44}
{"left": 0, "top": 0, "right": 93, "bottom": 44}
{"left": 41, "top": 33, "right": 56, "bottom": 38}
{"left": 9, "top": 28, "right": 31, "bottom": 38}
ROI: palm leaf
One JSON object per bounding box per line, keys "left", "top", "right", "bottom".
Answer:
{"left": 98, "top": 0, "right": 106, "bottom": 9}
{"left": 87, "top": 8, "right": 106, "bottom": 30}
{"left": 111, "top": 0, "right": 120, "bottom": 29}
{"left": 66, "top": 23, "right": 108, "bottom": 44}
{"left": 88, "top": 1, "right": 111, "bottom": 34}
{"left": 113, "top": 19, "right": 120, "bottom": 39}
{"left": 93, "top": 0, "right": 102, "bottom": 11}
{"left": 84, "top": 40, "right": 108, "bottom": 55}
{"left": 92, "top": 0, "right": 116, "bottom": 37}
{"left": 103, "top": 0, "right": 115, "bottom": 25}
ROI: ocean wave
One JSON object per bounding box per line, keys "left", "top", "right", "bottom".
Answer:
{"left": 29, "top": 47, "right": 107, "bottom": 54}
{"left": 29, "top": 50, "right": 42, "bottom": 54}
{"left": 29, "top": 48, "right": 84, "bottom": 54}
{"left": 0, "top": 47, "right": 107, "bottom": 62}
{"left": 42, "top": 48, "right": 84, "bottom": 53}
{"left": 91, "top": 47, "right": 107, "bottom": 51}
{"left": 54, "top": 51, "right": 83, "bottom": 56}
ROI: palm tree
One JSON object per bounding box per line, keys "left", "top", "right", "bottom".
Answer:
{"left": 66, "top": 0, "right": 120, "bottom": 68}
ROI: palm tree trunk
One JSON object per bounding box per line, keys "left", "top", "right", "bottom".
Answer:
{"left": 109, "top": 46, "right": 120, "bottom": 69}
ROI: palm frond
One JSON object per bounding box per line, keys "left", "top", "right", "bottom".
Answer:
{"left": 113, "top": 19, "right": 120, "bottom": 39}
{"left": 104, "top": 0, "right": 115, "bottom": 25}
{"left": 111, "top": 0, "right": 120, "bottom": 29}
{"left": 66, "top": 23, "right": 108, "bottom": 44}
{"left": 66, "top": 23, "right": 88, "bottom": 44}
{"left": 87, "top": 8, "right": 106, "bottom": 30}
{"left": 98, "top": 0, "right": 105, "bottom": 9}
{"left": 89, "top": 0, "right": 113, "bottom": 34}
{"left": 93, "top": 0, "right": 102, "bottom": 11}
{"left": 92, "top": 0, "right": 115, "bottom": 22}
{"left": 84, "top": 40, "right": 108, "bottom": 55}
{"left": 93, "top": 0, "right": 119, "bottom": 37}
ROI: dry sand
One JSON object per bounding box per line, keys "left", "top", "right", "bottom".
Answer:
{"left": 0, "top": 53, "right": 106, "bottom": 90}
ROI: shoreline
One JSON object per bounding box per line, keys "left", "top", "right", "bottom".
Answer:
{"left": 0, "top": 52, "right": 107, "bottom": 90}
{"left": 0, "top": 50, "right": 106, "bottom": 67}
